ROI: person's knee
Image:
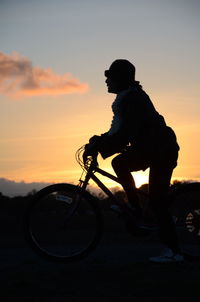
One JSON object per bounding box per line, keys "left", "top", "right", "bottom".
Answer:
{"left": 111, "top": 156, "right": 122, "bottom": 172}
{"left": 111, "top": 157, "right": 119, "bottom": 171}
{"left": 113, "top": 156, "right": 129, "bottom": 178}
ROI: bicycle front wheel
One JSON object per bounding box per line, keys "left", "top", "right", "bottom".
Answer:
{"left": 25, "top": 184, "right": 103, "bottom": 262}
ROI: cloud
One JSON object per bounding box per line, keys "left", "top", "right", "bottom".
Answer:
{"left": 0, "top": 178, "right": 53, "bottom": 197}
{"left": 0, "top": 52, "right": 89, "bottom": 98}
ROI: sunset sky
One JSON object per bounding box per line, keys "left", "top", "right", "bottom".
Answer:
{"left": 0, "top": 0, "right": 200, "bottom": 195}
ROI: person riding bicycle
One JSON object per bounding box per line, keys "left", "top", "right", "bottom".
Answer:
{"left": 83, "top": 59, "right": 184, "bottom": 263}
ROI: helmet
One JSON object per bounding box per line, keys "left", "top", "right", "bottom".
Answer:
{"left": 104, "top": 59, "right": 135, "bottom": 83}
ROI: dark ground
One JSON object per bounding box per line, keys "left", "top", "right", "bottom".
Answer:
{"left": 0, "top": 210, "right": 200, "bottom": 302}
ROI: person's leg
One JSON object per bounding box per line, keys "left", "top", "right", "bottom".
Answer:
{"left": 112, "top": 151, "right": 148, "bottom": 209}
{"left": 149, "top": 166, "right": 180, "bottom": 253}
{"left": 112, "top": 156, "right": 138, "bottom": 206}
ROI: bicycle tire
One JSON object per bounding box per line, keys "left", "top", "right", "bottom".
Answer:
{"left": 25, "top": 183, "right": 104, "bottom": 262}
{"left": 169, "top": 182, "right": 200, "bottom": 259}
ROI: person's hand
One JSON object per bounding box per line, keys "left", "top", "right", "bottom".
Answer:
{"left": 89, "top": 135, "right": 101, "bottom": 144}
{"left": 83, "top": 144, "right": 98, "bottom": 165}
{"left": 83, "top": 144, "right": 90, "bottom": 164}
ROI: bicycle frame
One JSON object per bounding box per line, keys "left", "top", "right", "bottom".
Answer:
{"left": 79, "top": 161, "right": 123, "bottom": 205}
{"left": 75, "top": 148, "right": 145, "bottom": 213}
{"left": 77, "top": 159, "right": 148, "bottom": 221}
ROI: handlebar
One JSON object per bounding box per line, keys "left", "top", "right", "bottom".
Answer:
{"left": 75, "top": 145, "right": 99, "bottom": 171}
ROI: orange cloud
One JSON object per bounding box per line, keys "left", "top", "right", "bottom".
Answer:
{"left": 0, "top": 52, "right": 89, "bottom": 98}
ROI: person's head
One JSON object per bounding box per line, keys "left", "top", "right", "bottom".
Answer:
{"left": 104, "top": 59, "right": 136, "bottom": 94}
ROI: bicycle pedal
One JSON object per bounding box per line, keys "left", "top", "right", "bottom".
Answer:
{"left": 124, "top": 219, "right": 152, "bottom": 237}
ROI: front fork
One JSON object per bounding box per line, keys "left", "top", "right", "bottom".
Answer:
{"left": 78, "top": 160, "right": 96, "bottom": 191}
{"left": 62, "top": 169, "right": 92, "bottom": 228}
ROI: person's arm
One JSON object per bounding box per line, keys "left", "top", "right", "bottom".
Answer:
{"left": 83, "top": 90, "right": 138, "bottom": 161}
{"left": 83, "top": 133, "right": 108, "bottom": 163}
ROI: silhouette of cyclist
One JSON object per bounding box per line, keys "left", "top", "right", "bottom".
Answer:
{"left": 83, "top": 59, "right": 184, "bottom": 263}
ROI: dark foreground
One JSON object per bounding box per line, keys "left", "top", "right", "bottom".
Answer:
{"left": 0, "top": 211, "right": 200, "bottom": 302}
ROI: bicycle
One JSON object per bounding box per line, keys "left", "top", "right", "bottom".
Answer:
{"left": 25, "top": 146, "right": 200, "bottom": 262}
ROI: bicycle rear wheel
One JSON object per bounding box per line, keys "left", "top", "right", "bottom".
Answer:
{"left": 25, "top": 184, "right": 103, "bottom": 262}
{"left": 170, "top": 182, "right": 200, "bottom": 259}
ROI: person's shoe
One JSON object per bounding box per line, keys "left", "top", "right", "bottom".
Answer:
{"left": 149, "top": 248, "right": 184, "bottom": 263}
